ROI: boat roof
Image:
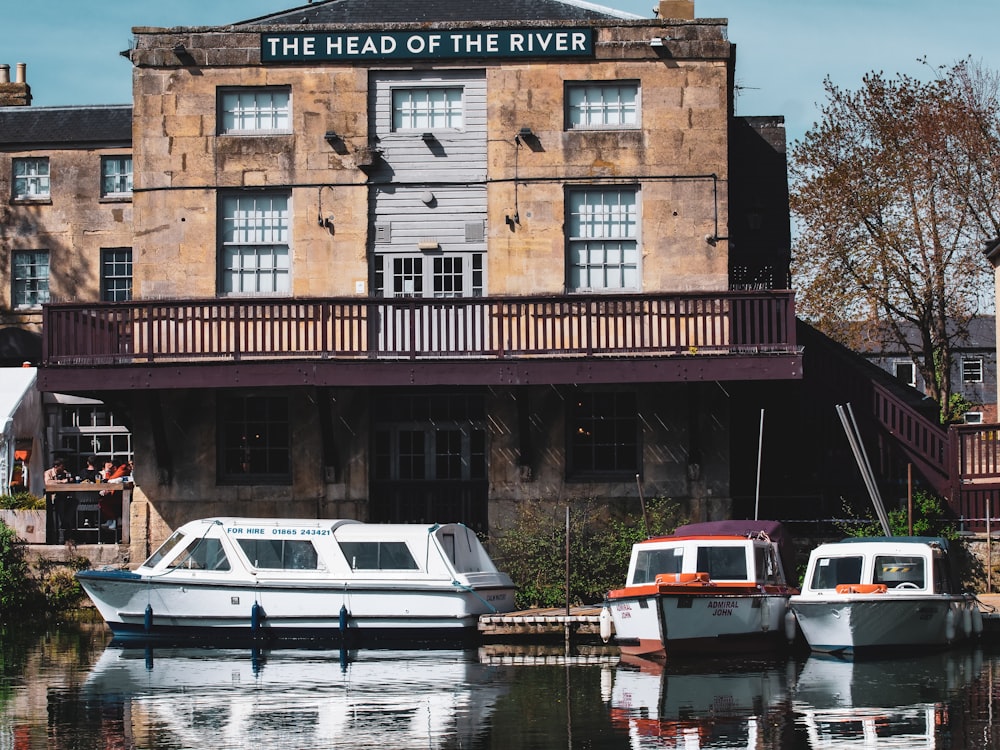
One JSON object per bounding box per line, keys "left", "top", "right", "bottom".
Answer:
{"left": 185, "top": 517, "right": 468, "bottom": 538}
{"left": 647, "top": 519, "right": 796, "bottom": 580}
{"left": 833, "top": 536, "right": 951, "bottom": 551}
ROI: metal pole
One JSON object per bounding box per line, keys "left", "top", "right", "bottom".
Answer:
{"left": 907, "top": 463, "right": 913, "bottom": 536}
{"left": 565, "top": 505, "right": 570, "bottom": 617}
{"left": 836, "top": 403, "right": 891, "bottom": 536}
{"left": 755, "top": 409, "right": 764, "bottom": 521}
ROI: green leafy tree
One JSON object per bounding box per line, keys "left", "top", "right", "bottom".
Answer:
{"left": 491, "top": 497, "right": 683, "bottom": 609}
{"left": 791, "top": 60, "right": 1000, "bottom": 422}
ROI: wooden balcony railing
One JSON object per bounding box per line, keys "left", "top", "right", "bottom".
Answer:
{"left": 42, "top": 291, "right": 798, "bottom": 365}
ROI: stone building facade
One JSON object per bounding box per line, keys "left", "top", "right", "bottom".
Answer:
{"left": 35, "top": 0, "right": 800, "bottom": 558}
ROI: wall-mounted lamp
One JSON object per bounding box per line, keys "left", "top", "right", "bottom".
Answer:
{"left": 172, "top": 43, "right": 187, "bottom": 54}
{"left": 421, "top": 132, "right": 437, "bottom": 142}
{"left": 649, "top": 37, "right": 664, "bottom": 47}
{"left": 420, "top": 190, "right": 436, "bottom": 205}
{"left": 324, "top": 130, "right": 339, "bottom": 142}
{"left": 417, "top": 240, "right": 440, "bottom": 251}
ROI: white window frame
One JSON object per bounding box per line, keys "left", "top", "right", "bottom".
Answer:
{"left": 12, "top": 250, "right": 50, "bottom": 308}
{"left": 219, "top": 193, "right": 291, "bottom": 295}
{"left": 374, "top": 253, "right": 484, "bottom": 298}
{"left": 12, "top": 157, "right": 50, "bottom": 199}
{"left": 566, "top": 82, "right": 640, "bottom": 130}
{"left": 101, "top": 155, "right": 133, "bottom": 198}
{"left": 962, "top": 357, "right": 984, "bottom": 383}
{"left": 566, "top": 187, "right": 640, "bottom": 292}
{"left": 219, "top": 88, "right": 291, "bottom": 134}
{"left": 964, "top": 412, "right": 984, "bottom": 424}
{"left": 391, "top": 87, "right": 464, "bottom": 132}
{"left": 101, "top": 247, "right": 133, "bottom": 302}
{"left": 893, "top": 360, "right": 916, "bottom": 387}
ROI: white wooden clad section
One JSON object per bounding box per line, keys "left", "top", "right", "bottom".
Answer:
{"left": 369, "top": 69, "right": 489, "bottom": 295}
{"left": 369, "top": 69, "right": 487, "bottom": 183}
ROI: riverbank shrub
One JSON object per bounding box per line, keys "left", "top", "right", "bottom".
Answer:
{"left": 0, "top": 521, "right": 90, "bottom": 621}
{"left": 491, "top": 497, "right": 684, "bottom": 609}
{"left": 0, "top": 521, "right": 40, "bottom": 619}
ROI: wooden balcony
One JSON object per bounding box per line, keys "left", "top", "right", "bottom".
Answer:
{"left": 39, "top": 291, "right": 802, "bottom": 392}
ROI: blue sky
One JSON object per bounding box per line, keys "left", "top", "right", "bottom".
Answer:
{"left": 3, "top": 0, "right": 998, "bottom": 146}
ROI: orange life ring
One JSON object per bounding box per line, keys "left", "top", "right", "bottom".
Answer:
{"left": 835, "top": 583, "right": 887, "bottom": 594}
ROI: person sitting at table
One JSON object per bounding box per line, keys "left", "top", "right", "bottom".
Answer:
{"left": 98, "top": 458, "right": 128, "bottom": 530}
{"left": 44, "top": 458, "right": 75, "bottom": 543}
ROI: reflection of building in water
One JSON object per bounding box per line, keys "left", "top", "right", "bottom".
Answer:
{"left": 83, "top": 647, "right": 511, "bottom": 748}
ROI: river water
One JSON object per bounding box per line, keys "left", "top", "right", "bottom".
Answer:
{"left": 2, "top": 617, "right": 999, "bottom": 749}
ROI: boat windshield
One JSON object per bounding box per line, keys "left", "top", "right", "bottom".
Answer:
{"left": 696, "top": 546, "right": 748, "bottom": 581}
{"left": 238, "top": 539, "right": 320, "bottom": 570}
{"left": 165, "top": 537, "right": 231, "bottom": 571}
{"left": 143, "top": 529, "right": 187, "bottom": 568}
{"left": 810, "top": 555, "right": 863, "bottom": 590}
{"left": 873, "top": 555, "right": 925, "bottom": 589}
{"left": 631, "top": 547, "right": 683, "bottom": 584}
{"left": 339, "top": 541, "right": 419, "bottom": 571}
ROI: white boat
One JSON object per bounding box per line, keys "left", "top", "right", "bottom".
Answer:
{"left": 788, "top": 536, "right": 982, "bottom": 656}
{"left": 76, "top": 517, "right": 516, "bottom": 643}
{"left": 602, "top": 520, "right": 799, "bottom": 659}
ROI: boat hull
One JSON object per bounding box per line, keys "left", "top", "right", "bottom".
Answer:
{"left": 77, "top": 569, "right": 515, "bottom": 644}
{"left": 609, "top": 591, "right": 792, "bottom": 659}
{"left": 790, "top": 595, "right": 976, "bottom": 656}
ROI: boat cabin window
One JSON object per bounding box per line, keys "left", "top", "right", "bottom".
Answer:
{"left": 238, "top": 539, "right": 320, "bottom": 570}
{"left": 631, "top": 548, "right": 683, "bottom": 585}
{"left": 810, "top": 556, "right": 862, "bottom": 590}
{"left": 339, "top": 541, "right": 419, "bottom": 571}
{"left": 696, "top": 546, "right": 747, "bottom": 580}
{"left": 873, "top": 555, "right": 925, "bottom": 589}
{"left": 166, "top": 537, "right": 231, "bottom": 571}
{"left": 143, "top": 529, "right": 188, "bottom": 568}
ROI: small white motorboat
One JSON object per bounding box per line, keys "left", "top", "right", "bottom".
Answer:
{"left": 76, "top": 517, "right": 516, "bottom": 643}
{"left": 601, "top": 520, "right": 800, "bottom": 659}
{"left": 788, "top": 536, "right": 982, "bottom": 656}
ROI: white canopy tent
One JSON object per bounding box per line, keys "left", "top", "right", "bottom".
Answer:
{"left": 0, "top": 367, "right": 43, "bottom": 497}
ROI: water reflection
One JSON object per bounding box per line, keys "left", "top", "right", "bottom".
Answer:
{"left": 4, "top": 620, "right": 1000, "bottom": 749}
{"left": 84, "top": 645, "right": 510, "bottom": 749}
{"left": 608, "top": 648, "right": 991, "bottom": 749}
{"left": 610, "top": 654, "right": 797, "bottom": 748}
{"left": 793, "top": 651, "right": 983, "bottom": 748}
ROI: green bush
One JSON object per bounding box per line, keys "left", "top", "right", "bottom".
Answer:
{"left": 0, "top": 521, "right": 41, "bottom": 619}
{"left": 491, "top": 497, "right": 684, "bottom": 609}
{"left": 0, "top": 493, "right": 45, "bottom": 510}
{"left": 0, "top": 521, "right": 91, "bottom": 621}
{"left": 839, "top": 490, "right": 958, "bottom": 540}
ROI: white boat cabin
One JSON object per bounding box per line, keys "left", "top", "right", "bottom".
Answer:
{"left": 799, "top": 537, "right": 958, "bottom": 596}
{"left": 626, "top": 534, "right": 788, "bottom": 588}
{"left": 138, "top": 518, "right": 503, "bottom": 583}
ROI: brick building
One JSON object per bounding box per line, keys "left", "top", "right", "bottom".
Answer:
{"left": 33, "top": 0, "right": 801, "bottom": 556}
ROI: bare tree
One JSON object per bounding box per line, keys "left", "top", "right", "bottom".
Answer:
{"left": 791, "top": 60, "right": 1000, "bottom": 421}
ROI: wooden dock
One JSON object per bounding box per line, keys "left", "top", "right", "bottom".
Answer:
{"left": 478, "top": 605, "right": 608, "bottom": 644}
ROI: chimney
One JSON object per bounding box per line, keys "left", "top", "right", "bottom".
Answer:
{"left": 0, "top": 62, "right": 32, "bottom": 106}
{"left": 658, "top": 0, "right": 694, "bottom": 20}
